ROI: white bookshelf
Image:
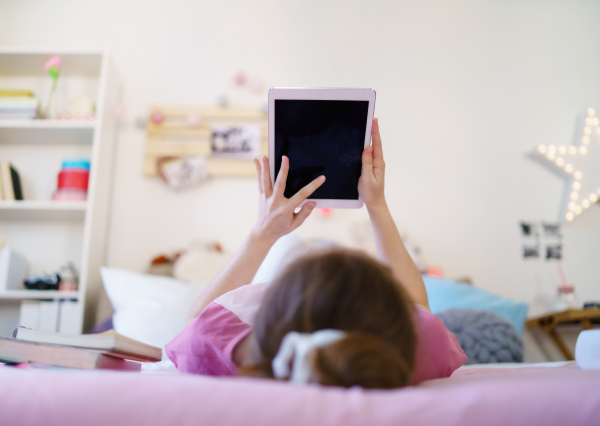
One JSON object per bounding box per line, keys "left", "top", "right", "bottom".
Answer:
{"left": 0, "top": 48, "right": 119, "bottom": 337}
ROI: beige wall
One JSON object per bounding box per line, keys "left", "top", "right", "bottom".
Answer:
{"left": 2, "top": 0, "right": 600, "bottom": 323}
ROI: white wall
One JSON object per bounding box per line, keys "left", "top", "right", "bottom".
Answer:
{"left": 2, "top": 0, "right": 600, "bottom": 321}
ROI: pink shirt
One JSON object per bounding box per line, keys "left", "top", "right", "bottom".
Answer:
{"left": 166, "top": 283, "right": 467, "bottom": 384}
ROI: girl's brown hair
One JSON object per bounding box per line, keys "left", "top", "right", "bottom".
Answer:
{"left": 240, "top": 248, "right": 417, "bottom": 389}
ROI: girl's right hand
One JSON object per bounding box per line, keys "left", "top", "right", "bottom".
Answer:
{"left": 252, "top": 155, "right": 325, "bottom": 245}
{"left": 358, "top": 118, "right": 386, "bottom": 209}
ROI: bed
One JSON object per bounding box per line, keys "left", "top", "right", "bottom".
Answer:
{"left": 1, "top": 361, "right": 598, "bottom": 425}
{"left": 4, "top": 236, "right": 596, "bottom": 425}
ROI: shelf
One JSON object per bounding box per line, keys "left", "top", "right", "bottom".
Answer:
{"left": 0, "top": 201, "right": 87, "bottom": 220}
{"left": 0, "top": 120, "right": 96, "bottom": 130}
{"left": 0, "top": 49, "right": 104, "bottom": 77}
{"left": 0, "top": 290, "right": 79, "bottom": 300}
{"left": 0, "top": 121, "right": 95, "bottom": 144}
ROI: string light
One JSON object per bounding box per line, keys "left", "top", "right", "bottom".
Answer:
{"left": 533, "top": 107, "right": 599, "bottom": 222}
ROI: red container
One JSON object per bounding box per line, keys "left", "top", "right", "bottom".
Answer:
{"left": 58, "top": 169, "right": 89, "bottom": 190}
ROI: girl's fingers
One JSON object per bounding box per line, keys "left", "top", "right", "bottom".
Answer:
{"left": 273, "top": 156, "right": 288, "bottom": 197}
{"left": 261, "top": 156, "right": 273, "bottom": 197}
{"left": 361, "top": 146, "right": 374, "bottom": 178}
{"left": 371, "top": 118, "right": 384, "bottom": 168}
{"left": 289, "top": 175, "right": 326, "bottom": 207}
{"left": 253, "top": 158, "right": 263, "bottom": 194}
{"left": 291, "top": 202, "right": 316, "bottom": 230}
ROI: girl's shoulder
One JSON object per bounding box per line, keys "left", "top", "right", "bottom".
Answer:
{"left": 410, "top": 307, "right": 468, "bottom": 384}
{"left": 165, "top": 283, "right": 271, "bottom": 376}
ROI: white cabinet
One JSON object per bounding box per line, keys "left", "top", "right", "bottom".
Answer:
{"left": 0, "top": 49, "right": 119, "bottom": 336}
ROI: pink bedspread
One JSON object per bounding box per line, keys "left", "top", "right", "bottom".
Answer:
{"left": 0, "top": 363, "right": 598, "bottom": 426}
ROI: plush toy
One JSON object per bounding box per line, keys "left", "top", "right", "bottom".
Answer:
{"left": 173, "top": 241, "right": 230, "bottom": 284}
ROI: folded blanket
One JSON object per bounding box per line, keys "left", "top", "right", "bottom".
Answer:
{"left": 436, "top": 308, "right": 523, "bottom": 364}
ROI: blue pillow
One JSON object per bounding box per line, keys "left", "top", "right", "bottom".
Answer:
{"left": 423, "top": 276, "right": 529, "bottom": 334}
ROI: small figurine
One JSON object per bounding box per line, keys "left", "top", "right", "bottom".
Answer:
{"left": 58, "top": 262, "right": 79, "bottom": 291}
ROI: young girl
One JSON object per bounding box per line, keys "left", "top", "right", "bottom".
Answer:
{"left": 166, "top": 119, "right": 467, "bottom": 388}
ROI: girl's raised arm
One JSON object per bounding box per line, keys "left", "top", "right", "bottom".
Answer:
{"left": 358, "top": 119, "right": 430, "bottom": 310}
{"left": 186, "top": 156, "right": 325, "bottom": 324}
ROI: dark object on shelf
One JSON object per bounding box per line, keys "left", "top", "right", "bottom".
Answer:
{"left": 0, "top": 162, "right": 23, "bottom": 201}
{"left": 23, "top": 273, "right": 60, "bottom": 290}
{"left": 583, "top": 302, "right": 600, "bottom": 309}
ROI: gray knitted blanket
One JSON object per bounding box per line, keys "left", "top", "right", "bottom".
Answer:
{"left": 436, "top": 308, "right": 523, "bottom": 364}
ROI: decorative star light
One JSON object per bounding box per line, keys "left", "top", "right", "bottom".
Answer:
{"left": 532, "top": 108, "right": 600, "bottom": 223}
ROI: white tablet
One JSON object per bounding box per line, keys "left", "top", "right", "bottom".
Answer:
{"left": 268, "top": 87, "right": 376, "bottom": 209}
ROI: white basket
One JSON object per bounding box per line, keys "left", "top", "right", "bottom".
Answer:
{"left": 0, "top": 247, "right": 28, "bottom": 291}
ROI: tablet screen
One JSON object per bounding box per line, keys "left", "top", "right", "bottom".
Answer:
{"left": 274, "top": 99, "right": 369, "bottom": 200}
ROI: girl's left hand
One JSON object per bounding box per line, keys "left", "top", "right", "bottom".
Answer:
{"left": 252, "top": 155, "right": 325, "bottom": 245}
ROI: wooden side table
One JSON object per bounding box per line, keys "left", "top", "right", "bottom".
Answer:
{"left": 525, "top": 309, "right": 600, "bottom": 360}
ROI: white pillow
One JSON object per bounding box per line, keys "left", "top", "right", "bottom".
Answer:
{"left": 251, "top": 233, "right": 308, "bottom": 284}
{"left": 100, "top": 267, "right": 206, "bottom": 349}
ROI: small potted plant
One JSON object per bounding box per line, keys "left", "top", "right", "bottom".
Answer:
{"left": 42, "top": 55, "right": 61, "bottom": 119}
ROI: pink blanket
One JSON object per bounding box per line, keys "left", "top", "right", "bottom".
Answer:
{"left": 0, "top": 363, "right": 598, "bottom": 426}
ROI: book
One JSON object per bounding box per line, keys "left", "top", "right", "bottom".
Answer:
{"left": 13, "top": 327, "right": 162, "bottom": 362}
{"left": 0, "top": 337, "right": 141, "bottom": 371}
{"left": 38, "top": 300, "right": 59, "bottom": 332}
{"left": 58, "top": 300, "right": 80, "bottom": 334}
{"left": 9, "top": 164, "right": 23, "bottom": 200}
{"left": 0, "top": 162, "right": 13, "bottom": 201}
{"left": 18, "top": 301, "right": 40, "bottom": 330}
{"left": 0, "top": 162, "right": 23, "bottom": 201}
{"left": 0, "top": 90, "right": 34, "bottom": 97}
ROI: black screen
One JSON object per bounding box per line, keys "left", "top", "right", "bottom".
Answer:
{"left": 274, "top": 99, "right": 369, "bottom": 200}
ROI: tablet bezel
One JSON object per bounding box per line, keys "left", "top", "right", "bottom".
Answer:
{"left": 268, "top": 87, "right": 376, "bottom": 209}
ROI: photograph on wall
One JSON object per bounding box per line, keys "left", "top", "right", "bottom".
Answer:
{"left": 210, "top": 125, "right": 260, "bottom": 158}
{"left": 157, "top": 156, "right": 210, "bottom": 191}
{"left": 545, "top": 244, "right": 563, "bottom": 260}
{"left": 541, "top": 222, "right": 562, "bottom": 239}
{"left": 519, "top": 221, "right": 563, "bottom": 261}
{"left": 520, "top": 221, "right": 539, "bottom": 237}
{"left": 522, "top": 243, "right": 540, "bottom": 259}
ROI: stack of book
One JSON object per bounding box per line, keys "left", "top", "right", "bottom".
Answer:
{"left": 0, "top": 327, "right": 162, "bottom": 371}
{"left": 0, "top": 90, "right": 40, "bottom": 120}
{"left": 0, "top": 162, "right": 23, "bottom": 201}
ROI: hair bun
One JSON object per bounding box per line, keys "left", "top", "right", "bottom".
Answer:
{"left": 312, "top": 332, "right": 412, "bottom": 389}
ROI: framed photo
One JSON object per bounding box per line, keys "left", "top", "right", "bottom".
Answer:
{"left": 211, "top": 125, "right": 260, "bottom": 158}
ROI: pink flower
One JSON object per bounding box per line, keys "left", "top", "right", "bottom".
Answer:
{"left": 44, "top": 56, "right": 61, "bottom": 71}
